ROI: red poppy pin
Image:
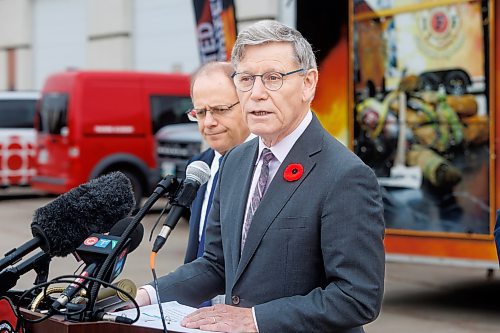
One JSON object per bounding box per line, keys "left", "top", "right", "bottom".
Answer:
{"left": 284, "top": 163, "right": 304, "bottom": 182}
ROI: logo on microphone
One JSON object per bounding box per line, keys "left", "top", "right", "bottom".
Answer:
{"left": 95, "top": 239, "right": 112, "bottom": 248}
{"left": 0, "top": 321, "right": 14, "bottom": 333}
{"left": 84, "top": 237, "right": 99, "bottom": 246}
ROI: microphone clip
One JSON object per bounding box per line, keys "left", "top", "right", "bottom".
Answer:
{"left": 171, "top": 180, "right": 201, "bottom": 208}
{"left": 154, "top": 175, "right": 179, "bottom": 198}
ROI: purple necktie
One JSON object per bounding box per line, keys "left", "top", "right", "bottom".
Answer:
{"left": 241, "top": 148, "right": 275, "bottom": 251}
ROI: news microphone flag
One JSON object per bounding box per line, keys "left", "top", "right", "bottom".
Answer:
{"left": 192, "top": 0, "right": 237, "bottom": 63}
{"left": 51, "top": 218, "right": 144, "bottom": 311}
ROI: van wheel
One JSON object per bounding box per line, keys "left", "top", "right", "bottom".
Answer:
{"left": 120, "top": 170, "right": 144, "bottom": 212}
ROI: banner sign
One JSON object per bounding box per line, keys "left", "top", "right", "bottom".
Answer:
{"left": 192, "top": 0, "right": 237, "bottom": 63}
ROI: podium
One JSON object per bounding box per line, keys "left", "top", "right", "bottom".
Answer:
{"left": 21, "top": 308, "right": 181, "bottom": 333}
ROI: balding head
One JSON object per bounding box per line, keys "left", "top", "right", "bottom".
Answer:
{"left": 190, "top": 61, "right": 249, "bottom": 155}
{"left": 190, "top": 62, "right": 235, "bottom": 98}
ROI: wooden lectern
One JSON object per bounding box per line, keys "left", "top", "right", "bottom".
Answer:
{"left": 21, "top": 308, "right": 180, "bottom": 333}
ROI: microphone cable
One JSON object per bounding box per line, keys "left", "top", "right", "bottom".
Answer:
{"left": 149, "top": 251, "right": 169, "bottom": 333}
{"left": 145, "top": 161, "right": 210, "bottom": 333}
{"left": 13, "top": 274, "right": 140, "bottom": 329}
{"left": 28, "top": 261, "right": 90, "bottom": 311}
{"left": 148, "top": 202, "right": 170, "bottom": 242}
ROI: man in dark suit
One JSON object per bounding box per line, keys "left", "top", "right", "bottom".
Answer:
{"left": 139, "top": 61, "right": 250, "bottom": 305}
{"left": 183, "top": 62, "right": 251, "bottom": 266}
{"left": 136, "top": 20, "right": 385, "bottom": 332}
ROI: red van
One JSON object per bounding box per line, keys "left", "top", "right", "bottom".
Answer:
{"left": 0, "top": 91, "right": 39, "bottom": 188}
{"left": 32, "top": 71, "right": 191, "bottom": 205}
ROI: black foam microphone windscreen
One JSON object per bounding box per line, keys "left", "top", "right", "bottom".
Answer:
{"left": 31, "top": 172, "right": 135, "bottom": 257}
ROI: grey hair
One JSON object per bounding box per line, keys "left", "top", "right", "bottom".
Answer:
{"left": 190, "top": 61, "right": 234, "bottom": 97}
{"left": 231, "top": 20, "right": 317, "bottom": 70}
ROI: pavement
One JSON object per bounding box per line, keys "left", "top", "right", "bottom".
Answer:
{"left": 1, "top": 188, "right": 499, "bottom": 332}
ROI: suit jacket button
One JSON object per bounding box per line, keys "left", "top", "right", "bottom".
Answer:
{"left": 231, "top": 295, "right": 240, "bottom": 305}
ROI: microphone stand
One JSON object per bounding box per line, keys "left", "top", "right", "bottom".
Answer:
{"left": 86, "top": 175, "right": 179, "bottom": 320}
{"left": 0, "top": 252, "right": 51, "bottom": 294}
{"left": 0, "top": 238, "right": 41, "bottom": 272}
{"left": 0, "top": 251, "right": 51, "bottom": 306}
{"left": 33, "top": 253, "right": 51, "bottom": 287}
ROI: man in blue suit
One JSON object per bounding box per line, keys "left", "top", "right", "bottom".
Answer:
{"left": 136, "top": 21, "right": 385, "bottom": 332}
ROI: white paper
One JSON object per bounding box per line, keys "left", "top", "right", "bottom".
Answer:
{"left": 112, "top": 301, "right": 212, "bottom": 333}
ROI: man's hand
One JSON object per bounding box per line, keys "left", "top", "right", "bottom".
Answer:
{"left": 129, "top": 288, "right": 152, "bottom": 308}
{"left": 181, "top": 304, "right": 257, "bottom": 332}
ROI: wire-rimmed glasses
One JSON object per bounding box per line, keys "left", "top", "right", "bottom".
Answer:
{"left": 231, "top": 68, "right": 305, "bottom": 92}
{"left": 186, "top": 101, "right": 240, "bottom": 122}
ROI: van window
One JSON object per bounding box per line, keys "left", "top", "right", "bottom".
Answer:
{"left": 0, "top": 99, "right": 37, "bottom": 128}
{"left": 39, "top": 93, "right": 68, "bottom": 134}
{"left": 150, "top": 95, "right": 192, "bottom": 134}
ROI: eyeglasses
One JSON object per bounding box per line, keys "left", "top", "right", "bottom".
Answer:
{"left": 186, "top": 101, "right": 240, "bottom": 122}
{"left": 231, "top": 68, "right": 305, "bottom": 92}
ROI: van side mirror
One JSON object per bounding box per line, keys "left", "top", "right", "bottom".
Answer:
{"left": 60, "top": 126, "right": 69, "bottom": 137}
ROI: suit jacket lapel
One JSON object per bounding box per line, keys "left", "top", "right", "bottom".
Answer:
{"left": 227, "top": 139, "right": 259, "bottom": 271}
{"left": 234, "top": 115, "right": 324, "bottom": 283}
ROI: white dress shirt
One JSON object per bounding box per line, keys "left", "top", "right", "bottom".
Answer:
{"left": 198, "top": 151, "right": 222, "bottom": 241}
{"left": 243, "top": 111, "right": 312, "bottom": 229}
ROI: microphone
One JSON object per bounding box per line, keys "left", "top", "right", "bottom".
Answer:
{"left": 0, "top": 172, "right": 135, "bottom": 272}
{"left": 94, "top": 278, "right": 137, "bottom": 312}
{"left": 153, "top": 161, "right": 211, "bottom": 253}
{"left": 103, "top": 218, "right": 144, "bottom": 283}
{"left": 86, "top": 174, "right": 180, "bottom": 313}
{"left": 51, "top": 218, "right": 144, "bottom": 311}
{"left": 108, "top": 217, "right": 144, "bottom": 254}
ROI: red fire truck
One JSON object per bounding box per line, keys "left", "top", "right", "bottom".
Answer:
{"left": 31, "top": 71, "right": 192, "bottom": 206}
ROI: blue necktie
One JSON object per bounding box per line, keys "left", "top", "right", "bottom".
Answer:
{"left": 196, "top": 162, "right": 220, "bottom": 258}
{"left": 196, "top": 158, "right": 221, "bottom": 307}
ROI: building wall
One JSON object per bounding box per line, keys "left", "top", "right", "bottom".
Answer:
{"left": 15, "top": 48, "right": 33, "bottom": 90}
{"left": 0, "top": 0, "right": 31, "bottom": 47}
{"left": 87, "top": 37, "right": 132, "bottom": 70}
{"left": 0, "top": 0, "right": 33, "bottom": 90}
{"left": 0, "top": 50, "right": 6, "bottom": 90}
{"left": 0, "top": 0, "right": 290, "bottom": 90}
{"left": 133, "top": 0, "right": 199, "bottom": 73}
{"left": 32, "top": 0, "right": 87, "bottom": 89}
{"left": 87, "top": 0, "right": 132, "bottom": 69}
